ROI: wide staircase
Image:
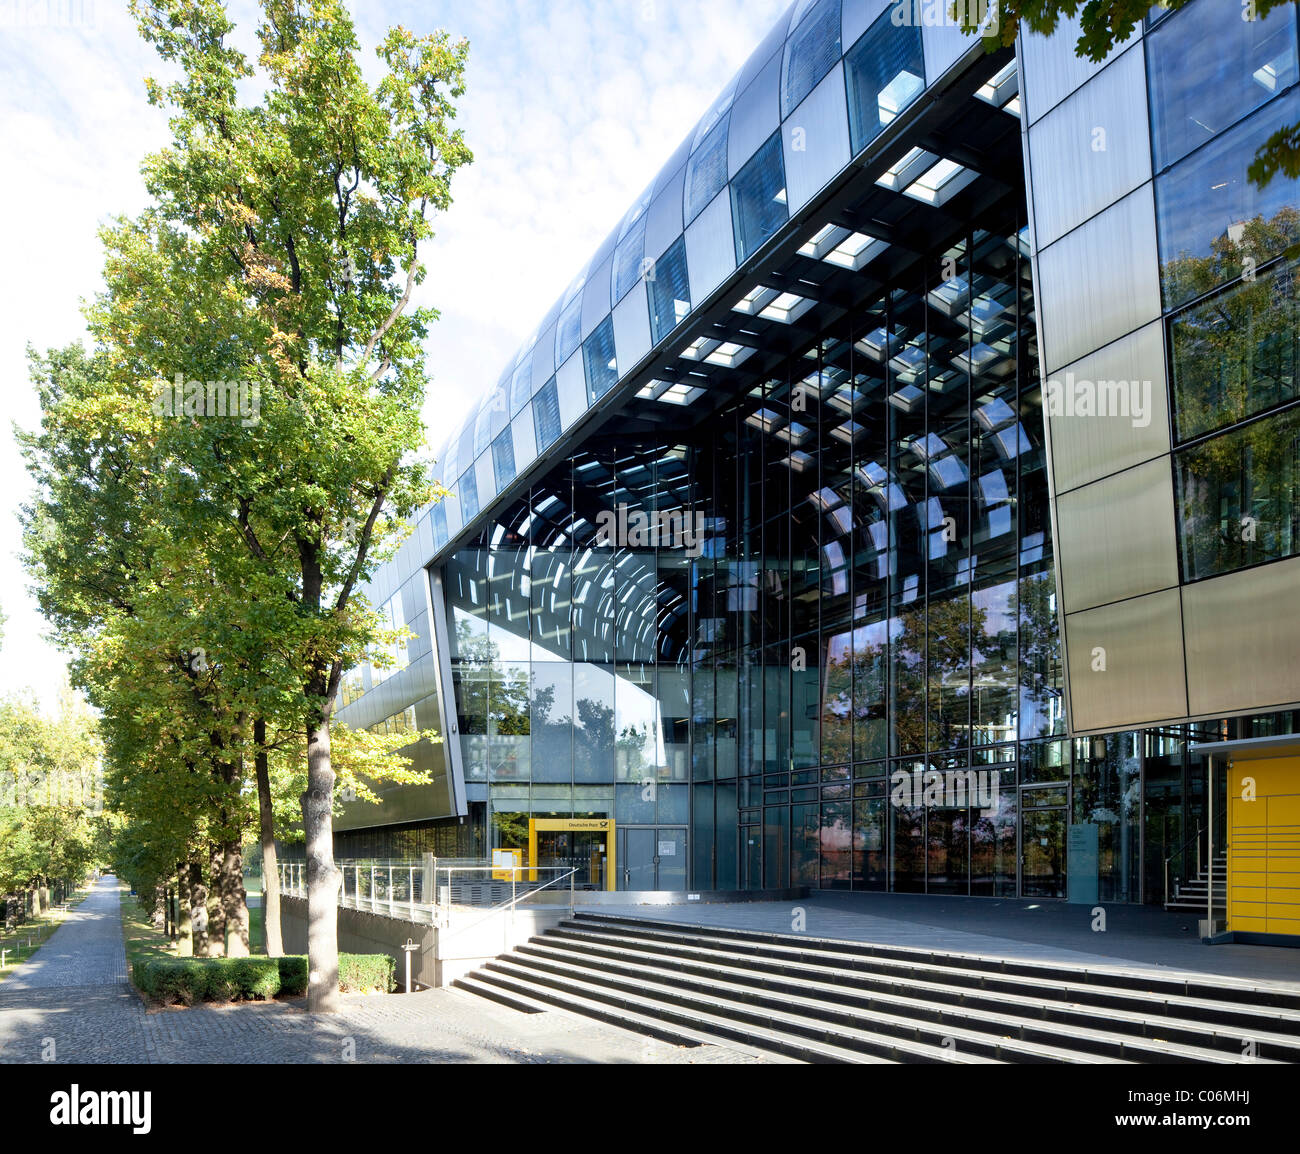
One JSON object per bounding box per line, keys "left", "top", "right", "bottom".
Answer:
{"left": 1166, "top": 852, "right": 1229, "bottom": 913}
{"left": 454, "top": 912, "right": 1300, "bottom": 1063}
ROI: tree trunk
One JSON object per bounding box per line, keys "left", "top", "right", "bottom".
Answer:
{"left": 254, "top": 718, "right": 283, "bottom": 956}
{"left": 303, "top": 716, "right": 340, "bottom": 1013}
{"left": 38, "top": 882, "right": 49, "bottom": 914}
{"left": 221, "top": 838, "right": 249, "bottom": 957}
{"left": 175, "top": 866, "right": 193, "bottom": 957}
{"left": 28, "top": 884, "right": 39, "bottom": 920}
{"left": 206, "top": 844, "right": 226, "bottom": 957}
{"left": 152, "top": 885, "right": 166, "bottom": 930}
{"left": 189, "top": 858, "right": 208, "bottom": 957}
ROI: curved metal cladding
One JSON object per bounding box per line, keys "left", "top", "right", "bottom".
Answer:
{"left": 421, "top": 0, "right": 979, "bottom": 562}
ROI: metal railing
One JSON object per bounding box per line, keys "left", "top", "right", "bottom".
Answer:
{"left": 277, "top": 859, "right": 575, "bottom": 927}
{"left": 1163, "top": 823, "right": 1204, "bottom": 908}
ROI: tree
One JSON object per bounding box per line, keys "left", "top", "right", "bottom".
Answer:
{"left": 963, "top": 0, "right": 1298, "bottom": 186}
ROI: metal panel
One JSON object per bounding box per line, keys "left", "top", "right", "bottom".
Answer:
{"left": 737, "top": 0, "right": 798, "bottom": 94}
{"left": 612, "top": 276, "right": 652, "bottom": 369}
{"left": 685, "top": 188, "right": 736, "bottom": 303}
{"left": 428, "top": 567, "right": 467, "bottom": 817}
{"left": 645, "top": 163, "right": 685, "bottom": 265}
{"left": 1035, "top": 183, "right": 1161, "bottom": 373}
{"left": 842, "top": 0, "right": 889, "bottom": 50}
{"left": 1064, "top": 588, "right": 1188, "bottom": 732}
{"left": 1027, "top": 44, "right": 1151, "bottom": 250}
{"left": 511, "top": 406, "right": 537, "bottom": 474}
{"left": 1018, "top": 21, "right": 1140, "bottom": 125}
{"left": 922, "top": 22, "right": 973, "bottom": 86}
{"left": 729, "top": 50, "right": 782, "bottom": 178}
{"left": 444, "top": 482, "right": 463, "bottom": 538}
{"left": 783, "top": 61, "right": 850, "bottom": 214}
{"left": 474, "top": 452, "right": 496, "bottom": 509}
{"left": 533, "top": 318, "right": 558, "bottom": 382}
{"left": 556, "top": 351, "right": 587, "bottom": 430}
{"left": 581, "top": 253, "right": 615, "bottom": 340}
{"left": 1055, "top": 457, "right": 1179, "bottom": 613}
{"left": 1183, "top": 557, "right": 1300, "bottom": 718}
{"left": 1046, "top": 320, "right": 1171, "bottom": 494}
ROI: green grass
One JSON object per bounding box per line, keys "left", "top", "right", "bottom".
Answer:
{"left": 0, "top": 886, "right": 90, "bottom": 984}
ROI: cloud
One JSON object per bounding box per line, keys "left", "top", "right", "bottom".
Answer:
{"left": 0, "top": 0, "right": 791, "bottom": 707}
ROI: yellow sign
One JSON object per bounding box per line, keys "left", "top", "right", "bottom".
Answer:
{"left": 491, "top": 847, "right": 523, "bottom": 881}
{"left": 527, "top": 818, "right": 616, "bottom": 890}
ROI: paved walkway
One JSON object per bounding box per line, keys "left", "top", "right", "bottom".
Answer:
{"left": 0, "top": 877, "right": 761, "bottom": 1064}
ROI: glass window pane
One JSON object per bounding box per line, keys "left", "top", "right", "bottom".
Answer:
{"left": 648, "top": 236, "right": 692, "bottom": 344}
{"left": 612, "top": 211, "right": 648, "bottom": 305}
{"left": 555, "top": 294, "right": 583, "bottom": 367}
{"left": 844, "top": 9, "right": 925, "bottom": 155}
{"left": 533, "top": 377, "right": 562, "bottom": 451}
{"left": 1156, "top": 90, "right": 1300, "bottom": 310}
{"left": 782, "top": 0, "right": 842, "bottom": 118}
{"left": 582, "top": 316, "right": 619, "bottom": 403}
{"left": 685, "top": 118, "right": 730, "bottom": 224}
{"left": 1147, "top": 0, "right": 1298, "bottom": 170}
{"left": 1171, "top": 261, "right": 1300, "bottom": 441}
{"left": 510, "top": 353, "right": 532, "bottom": 416}
{"left": 731, "top": 132, "right": 788, "bottom": 263}
{"left": 491, "top": 430, "right": 516, "bottom": 491}
{"left": 1176, "top": 405, "right": 1300, "bottom": 579}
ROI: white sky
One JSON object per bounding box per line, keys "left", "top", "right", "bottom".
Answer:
{"left": 0, "top": 0, "right": 790, "bottom": 710}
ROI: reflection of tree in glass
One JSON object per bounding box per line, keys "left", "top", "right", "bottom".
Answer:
{"left": 1167, "top": 209, "right": 1300, "bottom": 440}
{"left": 1018, "top": 570, "right": 1063, "bottom": 737}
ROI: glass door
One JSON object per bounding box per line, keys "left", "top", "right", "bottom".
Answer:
{"left": 1021, "top": 806, "right": 1067, "bottom": 898}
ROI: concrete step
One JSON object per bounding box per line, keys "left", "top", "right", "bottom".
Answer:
{"left": 518, "top": 935, "right": 1294, "bottom": 1063}
{"left": 569, "top": 913, "right": 1300, "bottom": 1014}
{"left": 480, "top": 955, "right": 1008, "bottom": 1064}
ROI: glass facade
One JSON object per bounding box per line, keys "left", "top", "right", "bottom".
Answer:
{"left": 332, "top": 2, "right": 1300, "bottom": 908}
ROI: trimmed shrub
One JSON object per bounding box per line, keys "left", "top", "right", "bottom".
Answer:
{"left": 340, "top": 953, "right": 396, "bottom": 993}
{"left": 134, "top": 956, "right": 283, "bottom": 1005}
{"left": 276, "top": 955, "right": 309, "bottom": 996}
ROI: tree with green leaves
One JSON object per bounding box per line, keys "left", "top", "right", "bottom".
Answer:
{"left": 962, "top": 0, "right": 1298, "bottom": 185}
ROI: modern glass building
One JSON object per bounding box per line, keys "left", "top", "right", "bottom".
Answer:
{"left": 333, "top": 0, "right": 1300, "bottom": 926}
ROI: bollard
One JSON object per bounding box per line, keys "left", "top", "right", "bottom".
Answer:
{"left": 401, "top": 938, "right": 419, "bottom": 993}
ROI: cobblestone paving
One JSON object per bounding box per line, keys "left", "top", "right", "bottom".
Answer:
{"left": 0, "top": 878, "right": 764, "bottom": 1064}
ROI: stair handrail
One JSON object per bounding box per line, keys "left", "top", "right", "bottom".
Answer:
{"left": 438, "top": 865, "right": 578, "bottom": 942}
{"left": 1163, "top": 822, "right": 1205, "bottom": 908}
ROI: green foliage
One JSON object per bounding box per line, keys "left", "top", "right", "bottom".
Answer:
{"left": 135, "top": 955, "right": 282, "bottom": 1003}
{"left": 957, "top": 0, "right": 1297, "bottom": 187}
{"left": 276, "top": 954, "right": 309, "bottom": 995}
{"left": 338, "top": 952, "right": 396, "bottom": 993}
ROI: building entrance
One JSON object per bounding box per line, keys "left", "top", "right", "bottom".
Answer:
{"left": 1021, "top": 804, "right": 1067, "bottom": 898}
{"left": 617, "top": 826, "right": 687, "bottom": 890}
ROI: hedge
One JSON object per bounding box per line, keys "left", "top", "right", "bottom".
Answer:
{"left": 135, "top": 952, "right": 394, "bottom": 1004}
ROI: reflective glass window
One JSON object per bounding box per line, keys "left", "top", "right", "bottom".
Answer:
{"left": 1171, "top": 260, "right": 1300, "bottom": 441}
{"left": 1147, "top": 0, "right": 1298, "bottom": 170}
{"left": 782, "top": 0, "right": 842, "bottom": 118}
{"left": 491, "top": 429, "right": 516, "bottom": 491}
{"left": 647, "top": 236, "right": 692, "bottom": 344}
{"left": 731, "top": 132, "right": 789, "bottom": 263}
{"left": 685, "top": 117, "right": 730, "bottom": 224}
{"left": 1175, "top": 405, "right": 1300, "bottom": 579}
{"left": 1156, "top": 90, "right": 1300, "bottom": 309}
{"left": 533, "top": 376, "right": 562, "bottom": 451}
{"left": 612, "top": 211, "right": 648, "bottom": 305}
{"left": 510, "top": 353, "right": 532, "bottom": 416}
{"left": 582, "top": 315, "right": 619, "bottom": 403}
{"left": 459, "top": 468, "right": 479, "bottom": 522}
{"left": 844, "top": 9, "right": 925, "bottom": 155}
{"left": 555, "top": 293, "right": 583, "bottom": 367}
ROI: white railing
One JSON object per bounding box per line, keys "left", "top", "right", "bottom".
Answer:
{"left": 277, "top": 859, "right": 575, "bottom": 927}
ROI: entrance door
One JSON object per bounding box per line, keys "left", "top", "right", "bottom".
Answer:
{"left": 618, "top": 827, "right": 687, "bottom": 890}
{"left": 535, "top": 830, "right": 608, "bottom": 890}
{"left": 1021, "top": 807, "right": 1067, "bottom": 898}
